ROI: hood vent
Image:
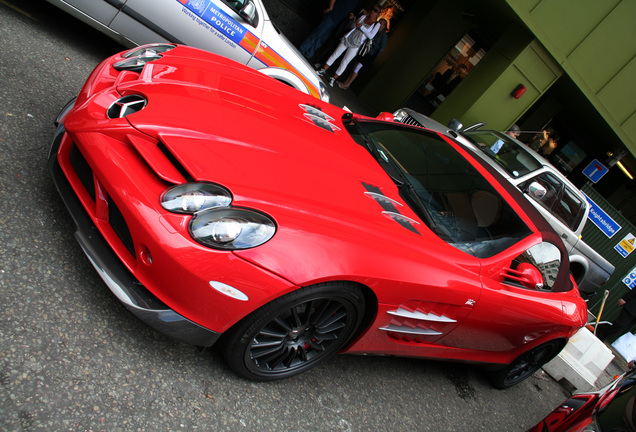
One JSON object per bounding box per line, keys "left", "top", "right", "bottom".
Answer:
{"left": 107, "top": 95, "right": 147, "bottom": 119}
{"left": 300, "top": 104, "right": 340, "bottom": 133}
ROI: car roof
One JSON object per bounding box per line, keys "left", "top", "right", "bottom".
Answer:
{"left": 462, "top": 129, "right": 587, "bottom": 202}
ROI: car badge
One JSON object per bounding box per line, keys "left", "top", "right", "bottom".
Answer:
{"left": 107, "top": 95, "right": 148, "bottom": 119}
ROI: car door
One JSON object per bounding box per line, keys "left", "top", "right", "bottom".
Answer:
{"left": 110, "top": 0, "right": 263, "bottom": 65}
{"left": 51, "top": 0, "right": 124, "bottom": 25}
{"left": 440, "top": 239, "right": 568, "bottom": 353}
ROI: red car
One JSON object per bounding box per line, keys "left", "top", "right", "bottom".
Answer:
{"left": 48, "top": 44, "right": 587, "bottom": 386}
{"left": 528, "top": 365, "right": 636, "bottom": 431}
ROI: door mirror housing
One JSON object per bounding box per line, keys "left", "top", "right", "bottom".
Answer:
{"left": 240, "top": 1, "right": 259, "bottom": 27}
{"left": 527, "top": 181, "right": 547, "bottom": 200}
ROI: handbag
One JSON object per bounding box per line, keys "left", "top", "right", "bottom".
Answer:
{"left": 358, "top": 38, "right": 373, "bottom": 56}
{"left": 343, "top": 28, "right": 365, "bottom": 48}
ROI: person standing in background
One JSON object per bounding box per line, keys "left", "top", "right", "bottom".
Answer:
{"left": 299, "top": 0, "right": 361, "bottom": 61}
{"left": 490, "top": 124, "right": 521, "bottom": 154}
{"left": 337, "top": 17, "right": 388, "bottom": 89}
{"left": 425, "top": 63, "right": 468, "bottom": 102}
{"left": 316, "top": 5, "right": 382, "bottom": 87}
{"left": 597, "top": 289, "right": 636, "bottom": 343}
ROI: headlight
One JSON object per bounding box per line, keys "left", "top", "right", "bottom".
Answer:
{"left": 319, "top": 82, "right": 330, "bottom": 103}
{"left": 190, "top": 208, "right": 276, "bottom": 250}
{"left": 114, "top": 44, "right": 177, "bottom": 72}
{"left": 393, "top": 109, "right": 408, "bottom": 122}
{"left": 161, "top": 183, "right": 232, "bottom": 214}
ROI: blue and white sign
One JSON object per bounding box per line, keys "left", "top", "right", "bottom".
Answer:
{"left": 623, "top": 266, "right": 636, "bottom": 288}
{"left": 183, "top": 0, "right": 247, "bottom": 44}
{"left": 583, "top": 159, "right": 609, "bottom": 183}
{"left": 584, "top": 193, "right": 621, "bottom": 238}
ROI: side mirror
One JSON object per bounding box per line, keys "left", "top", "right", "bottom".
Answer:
{"left": 527, "top": 181, "right": 547, "bottom": 200}
{"left": 501, "top": 262, "right": 544, "bottom": 290}
{"left": 376, "top": 112, "right": 394, "bottom": 122}
{"left": 240, "top": 1, "right": 259, "bottom": 27}
{"left": 448, "top": 119, "right": 462, "bottom": 131}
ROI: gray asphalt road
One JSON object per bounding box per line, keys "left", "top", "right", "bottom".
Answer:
{"left": 0, "top": 1, "right": 571, "bottom": 431}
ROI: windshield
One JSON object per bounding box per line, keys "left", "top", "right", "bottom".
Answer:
{"left": 346, "top": 121, "right": 532, "bottom": 258}
{"left": 462, "top": 131, "right": 543, "bottom": 178}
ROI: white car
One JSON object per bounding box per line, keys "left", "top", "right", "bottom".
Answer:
{"left": 394, "top": 108, "right": 615, "bottom": 295}
{"left": 45, "top": 0, "right": 329, "bottom": 101}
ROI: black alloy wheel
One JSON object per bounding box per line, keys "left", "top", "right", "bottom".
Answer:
{"left": 220, "top": 282, "right": 365, "bottom": 381}
{"left": 491, "top": 340, "right": 563, "bottom": 389}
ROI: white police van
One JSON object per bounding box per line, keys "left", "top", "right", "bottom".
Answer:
{"left": 46, "top": 0, "right": 329, "bottom": 101}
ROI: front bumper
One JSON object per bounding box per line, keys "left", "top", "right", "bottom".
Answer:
{"left": 48, "top": 121, "right": 221, "bottom": 347}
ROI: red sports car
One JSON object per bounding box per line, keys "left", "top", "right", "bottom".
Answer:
{"left": 48, "top": 44, "right": 587, "bottom": 386}
{"left": 528, "top": 364, "right": 636, "bottom": 431}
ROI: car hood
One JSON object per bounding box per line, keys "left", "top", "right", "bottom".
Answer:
{"left": 117, "top": 52, "right": 387, "bottom": 208}
{"left": 108, "top": 47, "right": 461, "bottom": 276}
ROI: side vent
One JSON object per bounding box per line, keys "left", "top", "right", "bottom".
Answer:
{"left": 380, "top": 301, "right": 470, "bottom": 344}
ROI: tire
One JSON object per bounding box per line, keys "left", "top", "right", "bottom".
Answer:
{"left": 219, "top": 282, "right": 366, "bottom": 381}
{"left": 490, "top": 340, "right": 563, "bottom": 389}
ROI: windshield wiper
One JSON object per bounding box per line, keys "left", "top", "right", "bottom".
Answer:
{"left": 353, "top": 118, "right": 405, "bottom": 186}
{"left": 399, "top": 181, "right": 439, "bottom": 231}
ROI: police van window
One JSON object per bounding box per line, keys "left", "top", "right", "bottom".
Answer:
{"left": 521, "top": 173, "right": 584, "bottom": 231}
{"left": 222, "top": 0, "right": 258, "bottom": 27}
{"left": 222, "top": 0, "right": 248, "bottom": 15}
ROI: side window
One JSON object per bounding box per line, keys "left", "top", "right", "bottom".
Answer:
{"left": 221, "top": 0, "right": 247, "bottom": 15}
{"left": 522, "top": 173, "right": 584, "bottom": 231}
{"left": 557, "top": 186, "right": 585, "bottom": 232}
{"left": 220, "top": 0, "right": 258, "bottom": 27}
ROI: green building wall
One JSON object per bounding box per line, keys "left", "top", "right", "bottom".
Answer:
{"left": 506, "top": 0, "right": 636, "bottom": 154}
{"left": 432, "top": 27, "right": 563, "bottom": 131}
